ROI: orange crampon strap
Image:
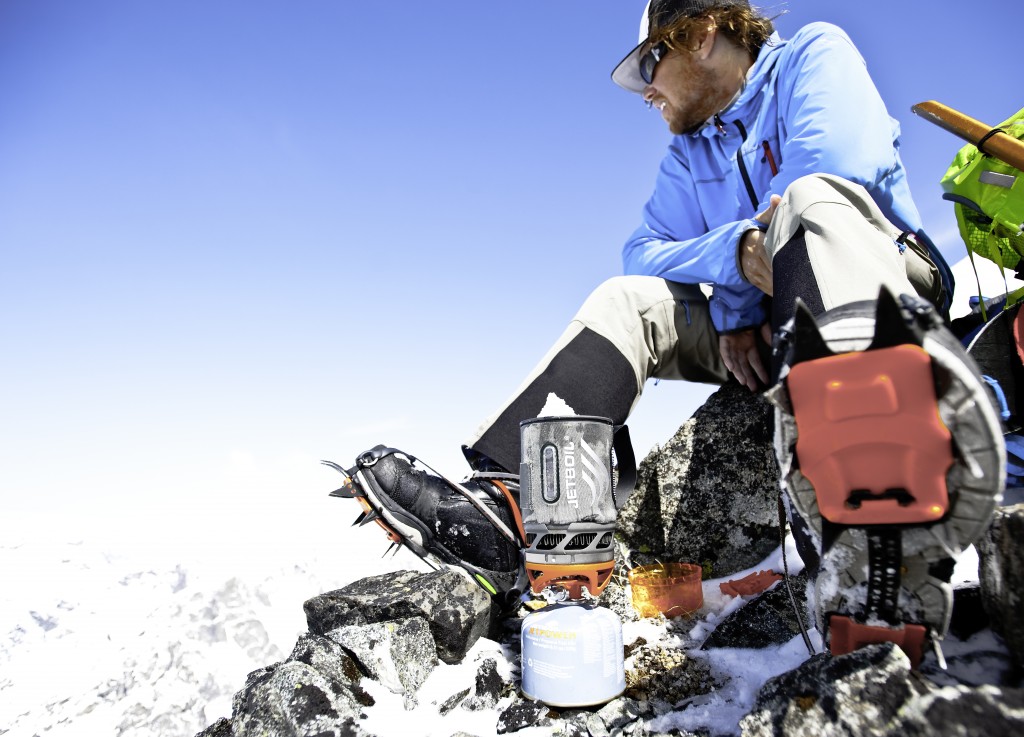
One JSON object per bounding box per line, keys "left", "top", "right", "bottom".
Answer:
{"left": 491, "top": 479, "right": 527, "bottom": 543}
{"left": 787, "top": 344, "right": 954, "bottom": 525}
{"left": 525, "top": 562, "right": 615, "bottom": 599}
{"left": 829, "top": 614, "right": 928, "bottom": 668}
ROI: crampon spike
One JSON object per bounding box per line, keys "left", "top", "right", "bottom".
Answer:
{"left": 357, "top": 509, "right": 381, "bottom": 527}
{"left": 328, "top": 482, "right": 360, "bottom": 499}
{"left": 868, "top": 286, "right": 923, "bottom": 350}
{"left": 789, "top": 298, "right": 835, "bottom": 366}
{"left": 321, "top": 460, "right": 348, "bottom": 474}
{"left": 352, "top": 510, "right": 368, "bottom": 527}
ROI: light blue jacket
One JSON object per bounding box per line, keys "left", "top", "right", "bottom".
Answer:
{"left": 622, "top": 22, "right": 944, "bottom": 332}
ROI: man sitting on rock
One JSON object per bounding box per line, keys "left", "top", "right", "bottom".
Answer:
{"left": 329, "top": 0, "right": 1005, "bottom": 666}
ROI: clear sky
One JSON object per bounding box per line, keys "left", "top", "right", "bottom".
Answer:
{"left": 1, "top": 1, "right": 1018, "bottom": 557}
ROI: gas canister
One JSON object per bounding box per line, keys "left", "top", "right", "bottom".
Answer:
{"left": 520, "top": 600, "right": 625, "bottom": 707}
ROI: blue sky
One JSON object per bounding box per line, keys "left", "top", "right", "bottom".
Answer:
{"left": 1, "top": 1, "right": 1017, "bottom": 550}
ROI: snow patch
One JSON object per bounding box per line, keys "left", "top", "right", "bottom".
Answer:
{"left": 359, "top": 636, "right": 515, "bottom": 737}
{"left": 538, "top": 392, "right": 577, "bottom": 417}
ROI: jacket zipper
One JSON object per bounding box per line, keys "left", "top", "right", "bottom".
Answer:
{"left": 724, "top": 116, "right": 760, "bottom": 210}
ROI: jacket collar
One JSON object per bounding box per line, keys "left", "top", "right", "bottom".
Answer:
{"left": 691, "top": 31, "right": 785, "bottom": 137}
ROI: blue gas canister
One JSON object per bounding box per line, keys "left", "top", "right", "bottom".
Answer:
{"left": 520, "top": 600, "right": 625, "bottom": 707}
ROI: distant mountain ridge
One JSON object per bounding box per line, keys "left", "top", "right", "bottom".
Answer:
{"left": 0, "top": 540, "right": 349, "bottom": 736}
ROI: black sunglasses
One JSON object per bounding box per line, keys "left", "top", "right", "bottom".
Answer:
{"left": 639, "top": 42, "right": 668, "bottom": 85}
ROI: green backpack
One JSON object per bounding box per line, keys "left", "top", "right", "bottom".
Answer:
{"left": 941, "top": 106, "right": 1024, "bottom": 284}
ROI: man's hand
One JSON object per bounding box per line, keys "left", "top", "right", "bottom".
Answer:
{"left": 739, "top": 194, "right": 782, "bottom": 296}
{"left": 719, "top": 323, "right": 772, "bottom": 392}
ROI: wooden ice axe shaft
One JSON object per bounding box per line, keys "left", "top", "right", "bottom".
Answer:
{"left": 912, "top": 100, "right": 1024, "bottom": 171}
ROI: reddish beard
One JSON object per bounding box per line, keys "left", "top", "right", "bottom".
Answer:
{"left": 667, "top": 54, "right": 730, "bottom": 135}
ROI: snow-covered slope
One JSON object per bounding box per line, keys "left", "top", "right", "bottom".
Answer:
{"left": 0, "top": 530, "right": 416, "bottom": 737}
{"left": 3, "top": 530, "right": 1005, "bottom": 737}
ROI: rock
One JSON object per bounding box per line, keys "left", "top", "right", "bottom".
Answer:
{"left": 617, "top": 383, "right": 781, "bottom": 578}
{"left": 438, "top": 687, "right": 470, "bottom": 716}
{"left": 978, "top": 504, "right": 1024, "bottom": 665}
{"left": 195, "top": 716, "right": 232, "bottom": 736}
{"left": 740, "top": 642, "right": 1024, "bottom": 737}
{"left": 624, "top": 637, "right": 647, "bottom": 659}
{"left": 701, "top": 573, "right": 810, "bottom": 650}
{"left": 213, "top": 633, "right": 378, "bottom": 735}
{"left": 474, "top": 658, "right": 505, "bottom": 703}
{"left": 596, "top": 698, "right": 646, "bottom": 731}
{"left": 739, "top": 643, "right": 930, "bottom": 736}
{"left": 304, "top": 568, "right": 494, "bottom": 664}
{"left": 624, "top": 643, "right": 717, "bottom": 705}
{"left": 597, "top": 568, "right": 641, "bottom": 623}
{"left": 551, "top": 716, "right": 592, "bottom": 737}
{"left": 230, "top": 664, "right": 277, "bottom": 720}
{"left": 585, "top": 711, "right": 611, "bottom": 737}
{"left": 460, "top": 657, "right": 510, "bottom": 711}
{"left": 497, "top": 696, "right": 552, "bottom": 734}
{"left": 528, "top": 694, "right": 652, "bottom": 736}
{"left": 894, "top": 685, "right": 1024, "bottom": 736}
{"left": 287, "top": 633, "right": 369, "bottom": 701}
{"left": 229, "top": 660, "right": 368, "bottom": 737}
{"left": 327, "top": 617, "right": 437, "bottom": 696}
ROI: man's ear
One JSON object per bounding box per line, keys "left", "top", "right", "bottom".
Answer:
{"left": 694, "top": 18, "right": 717, "bottom": 60}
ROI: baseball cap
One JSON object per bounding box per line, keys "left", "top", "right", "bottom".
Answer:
{"left": 611, "top": 0, "right": 751, "bottom": 93}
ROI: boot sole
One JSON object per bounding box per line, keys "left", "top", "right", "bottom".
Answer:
{"left": 774, "top": 316, "right": 1005, "bottom": 663}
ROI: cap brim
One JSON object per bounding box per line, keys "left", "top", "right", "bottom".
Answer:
{"left": 611, "top": 41, "right": 648, "bottom": 94}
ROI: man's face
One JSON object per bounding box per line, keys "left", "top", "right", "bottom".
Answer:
{"left": 642, "top": 44, "right": 727, "bottom": 135}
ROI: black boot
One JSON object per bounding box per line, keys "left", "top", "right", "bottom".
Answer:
{"left": 326, "top": 445, "right": 524, "bottom": 601}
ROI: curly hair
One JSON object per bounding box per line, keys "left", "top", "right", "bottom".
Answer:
{"left": 648, "top": 4, "right": 777, "bottom": 58}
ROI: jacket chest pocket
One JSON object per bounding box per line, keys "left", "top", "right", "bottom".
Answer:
{"left": 736, "top": 133, "right": 781, "bottom": 212}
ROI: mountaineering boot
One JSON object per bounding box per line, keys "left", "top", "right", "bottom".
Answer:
{"left": 323, "top": 445, "right": 526, "bottom": 606}
{"left": 769, "top": 288, "right": 1006, "bottom": 667}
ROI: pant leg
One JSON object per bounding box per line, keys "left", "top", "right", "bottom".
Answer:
{"left": 765, "top": 173, "right": 941, "bottom": 325}
{"left": 464, "top": 275, "right": 727, "bottom": 471}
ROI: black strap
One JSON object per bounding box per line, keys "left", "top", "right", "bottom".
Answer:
{"left": 977, "top": 127, "right": 1007, "bottom": 157}
{"left": 865, "top": 529, "right": 902, "bottom": 624}
{"left": 611, "top": 424, "right": 637, "bottom": 510}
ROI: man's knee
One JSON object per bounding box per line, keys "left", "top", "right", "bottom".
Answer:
{"left": 769, "top": 174, "right": 917, "bottom": 316}
{"left": 576, "top": 276, "right": 670, "bottom": 322}
{"left": 775, "top": 174, "right": 884, "bottom": 228}
{"left": 775, "top": 174, "right": 843, "bottom": 215}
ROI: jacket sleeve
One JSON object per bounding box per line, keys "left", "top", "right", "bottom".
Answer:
{"left": 759, "top": 24, "right": 905, "bottom": 213}
{"left": 621, "top": 141, "right": 766, "bottom": 332}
